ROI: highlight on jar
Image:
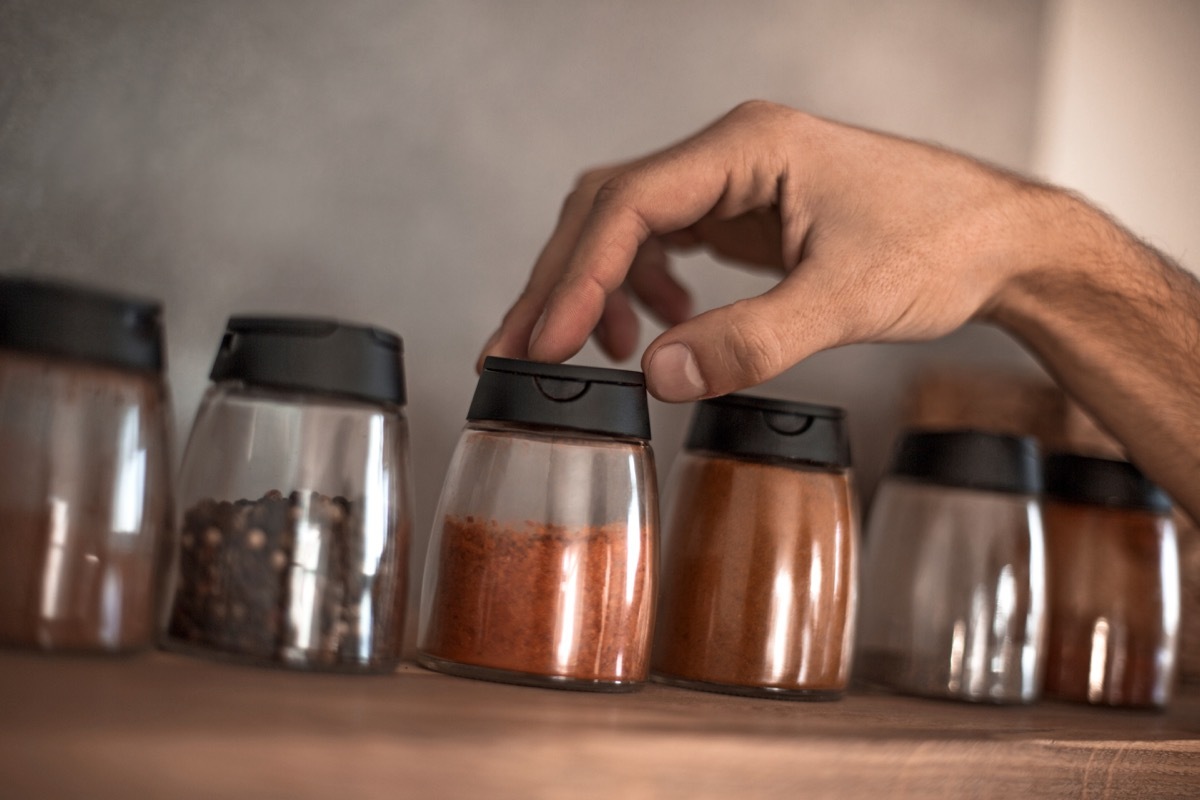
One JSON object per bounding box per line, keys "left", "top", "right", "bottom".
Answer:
{"left": 1041, "top": 453, "right": 1181, "bottom": 710}
{"left": 164, "top": 316, "right": 413, "bottom": 673}
{"left": 651, "top": 394, "right": 859, "bottom": 701}
{"left": 417, "top": 357, "right": 657, "bottom": 692}
{"left": 856, "top": 430, "right": 1047, "bottom": 704}
{"left": 0, "top": 277, "right": 173, "bottom": 654}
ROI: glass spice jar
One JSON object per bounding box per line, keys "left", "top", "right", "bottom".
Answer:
{"left": 1042, "top": 453, "right": 1180, "bottom": 709}
{"left": 165, "top": 317, "right": 412, "bottom": 672}
{"left": 652, "top": 394, "right": 858, "bottom": 700}
{"left": 417, "top": 357, "right": 657, "bottom": 691}
{"left": 0, "top": 277, "right": 173, "bottom": 653}
{"left": 857, "top": 430, "right": 1046, "bottom": 704}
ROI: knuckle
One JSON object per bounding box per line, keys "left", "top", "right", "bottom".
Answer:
{"left": 728, "top": 99, "right": 785, "bottom": 124}
{"left": 592, "top": 176, "right": 632, "bottom": 210}
{"left": 559, "top": 186, "right": 589, "bottom": 220}
{"left": 560, "top": 168, "right": 613, "bottom": 219}
{"left": 721, "top": 310, "right": 787, "bottom": 385}
{"left": 725, "top": 100, "right": 809, "bottom": 145}
{"left": 574, "top": 167, "right": 608, "bottom": 189}
{"left": 590, "top": 178, "right": 646, "bottom": 236}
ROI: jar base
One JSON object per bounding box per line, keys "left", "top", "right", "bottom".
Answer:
{"left": 854, "top": 651, "right": 1038, "bottom": 705}
{"left": 161, "top": 636, "right": 400, "bottom": 675}
{"left": 1043, "top": 689, "right": 1168, "bottom": 712}
{"left": 651, "top": 671, "right": 844, "bottom": 701}
{"left": 853, "top": 676, "right": 1037, "bottom": 706}
{"left": 0, "top": 639, "right": 151, "bottom": 657}
{"left": 416, "top": 652, "right": 643, "bottom": 693}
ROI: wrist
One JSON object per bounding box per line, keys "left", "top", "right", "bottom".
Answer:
{"left": 983, "top": 186, "right": 1126, "bottom": 336}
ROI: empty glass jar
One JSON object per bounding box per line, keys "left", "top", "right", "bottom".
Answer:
{"left": 166, "top": 317, "right": 412, "bottom": 672}
{"left": 1042, "top": 453, "right": 1180, "bottom": 709}
{"left": 857, "top": 430, "right": 1046, "bottom": 703}
{"left": 653, "top": 394, "right": 858, "bottom": 699}
{"left": 0, "top": 277, "right": 172, "bottom": 653}
{"left": 418, "top": 357, "right": 657, "bottom": 691}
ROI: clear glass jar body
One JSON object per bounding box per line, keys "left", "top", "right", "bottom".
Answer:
{"left": 166, "top": 382, "right": 411, "bottom": 672}
{"left": 1043, "top": 500, "right": 1180, "bottom": 708}
{"left": 652, "top": 452, "right": 858, "bottom": 699}
{"left": 857, "top": 480, "right": 1046, "bottom": 703}
{"left": 0, "top": 350, "right": 172, "bottom": 652}
{"left": 417, "top": 421, "right": 658, "bottom": 691}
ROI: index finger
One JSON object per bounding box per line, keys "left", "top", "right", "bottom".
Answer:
{"left": 527, "top": 112, "right": 790, "bottom": 363}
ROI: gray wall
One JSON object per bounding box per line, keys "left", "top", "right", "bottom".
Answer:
{"left": 0, "top": 0, "right": 1048, "bottom": 590}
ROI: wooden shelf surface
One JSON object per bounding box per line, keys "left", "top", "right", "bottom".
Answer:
{"left": 1, "top": 651, "right": 1198, "bottom": 798}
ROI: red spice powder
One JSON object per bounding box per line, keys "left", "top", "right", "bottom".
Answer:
{"left": 653, "top": 454, "right": 857, "bottom": 694}
{"left": 420, "top": 514, "right": 653, "bottom": 683}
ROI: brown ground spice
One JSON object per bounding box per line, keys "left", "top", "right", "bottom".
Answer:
{"left": 0, "top": 351, "right": 170, "bottom": 651}
{"left": 420, "top": 514, "right": 653, "bottom": 682}
{"left": 653, "top": 455, "right": 857, "bottom": 693}
{"left": 1043, "top": 500, "right": 1177, "bottom": 708}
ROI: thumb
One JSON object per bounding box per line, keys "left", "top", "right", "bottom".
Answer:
{"left": 641, "top": 273, "right": 840, "bottom": 402}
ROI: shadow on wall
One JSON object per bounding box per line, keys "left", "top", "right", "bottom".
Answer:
{"left": 0, "top": 0, "right": 1049, "bottom": 593}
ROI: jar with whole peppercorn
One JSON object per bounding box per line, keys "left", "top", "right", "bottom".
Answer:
{"left": 165, "top": 317, "right": 412, "bottom": 672}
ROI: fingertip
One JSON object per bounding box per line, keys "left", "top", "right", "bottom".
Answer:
{"left": 643, "top": 341, "right": 709, "bottom": 403}
{"left": 527, "top": 287, "right": 608, "bottom": 364}
{"left": 595, "top": 316, "right": 640, "bottom": 363}
{"left": 526, "top": 320, "right": 577, "bottom": 363}
{"left": 478, "top": 324, "right": 538, "bottom": 371}
{"left": 527, "top": 311, "right": 548, "bottom": 354}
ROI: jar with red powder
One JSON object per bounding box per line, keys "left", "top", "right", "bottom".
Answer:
{"left": 1042, "top": 453, "right": 1180, "bottom": 709}
{"left": 652, "top": 394, "right": 858, "bottom": 700}
{"left": 417, "top": 357, "right": 657, "bottom": 691}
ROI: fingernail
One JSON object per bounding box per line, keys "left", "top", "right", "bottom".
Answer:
{"left": 528, "top": 312, "right": 547, "bottom": 352}
{"left": 647, "top": 343, "right": 707, "bottom": 402}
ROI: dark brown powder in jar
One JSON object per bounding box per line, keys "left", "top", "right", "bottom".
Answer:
{"left": 420, "top": 515, "right": 653, "bottom": 682}
{"left": 1043, "top": 500, "right": 1177, "bottom": 708}
{"left": 653, "top": 455, "right": 856, "bottom": 693}
{"left": 0, "top": 351, "right": 170, "bottom": 651}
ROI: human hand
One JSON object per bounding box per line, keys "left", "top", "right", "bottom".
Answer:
{"left": 478, "top": 100, "right": 1044, "bottom": 401}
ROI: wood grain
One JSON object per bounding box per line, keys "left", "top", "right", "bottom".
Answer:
{"left": 0, "top": 652, "right": 1197, "bottom": 798}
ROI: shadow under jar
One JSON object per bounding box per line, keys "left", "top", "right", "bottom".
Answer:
{"left": 1042, "top": 453, "right": 1180, "bottom": 709}
{"left": 0, "top": 278, "right": 172, "bottom": 653}
{"left": 417, "top": 357, "right": 657, "bottom": 692}
{"left": 857, "top": 430, "right": 1046, "bottom": 704}
{"left": 166, "top": 317, "right": 412, "bottom": 672}
{"left": 652, "top": 395, "right": 858, "bottom": 700}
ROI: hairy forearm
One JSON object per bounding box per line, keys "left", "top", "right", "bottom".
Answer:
{"left": 989, "top": 187, "right": 1200, "bottom": 520}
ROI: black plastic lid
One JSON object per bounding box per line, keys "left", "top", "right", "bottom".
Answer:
{"left": 889, "top": 429, "right": 1042, "bottom": 495}
{"left": 0, "top": 276, "right": 164, "bottom": 373}
{"left": 209, "top": 316, "right": 405, "bottom": 406}
{"left": 468, "top": 356, "right": 650, "bottom": 439}
{"left": 1044, "top": 453, "right": 1171, "bottom": 513}
{"left": 685, "top": 393, "right": 850, "bottom": 468}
